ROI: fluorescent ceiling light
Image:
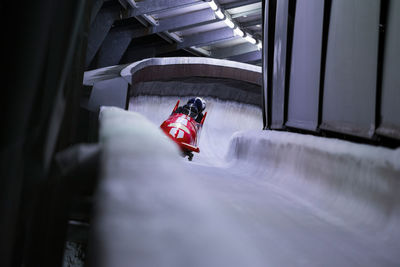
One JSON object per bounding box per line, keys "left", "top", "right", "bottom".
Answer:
{"left": 224, "top": 18, "right": 235, "bottom": 28}
{"left": 234, "top": 28, "right": 244, "bottom": 37}
{"left": 215, "top": 9, "right": 225, "bottom": 19}
{"left": 208, "top": 0, "right": 218, "bottom": 11}
{"left": 245, "top": 34, "right": 256, "bottom": 44}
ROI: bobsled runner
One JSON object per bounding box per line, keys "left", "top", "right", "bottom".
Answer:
{"left": 160, "top": 100, "right": 207, "bottom": 161}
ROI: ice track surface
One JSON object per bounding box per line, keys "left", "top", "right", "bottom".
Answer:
{"left": 94, "top": 97, "right": 400, "bottom": 267}
{"left": 130, "top": 96, "right": 263, "bottom": 164}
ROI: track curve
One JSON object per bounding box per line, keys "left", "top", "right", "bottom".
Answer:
{"left": 87, "top": 59, "right": 400, "bottom": 267}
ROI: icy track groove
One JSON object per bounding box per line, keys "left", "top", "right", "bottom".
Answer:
{"left": 93, "top": 97, "right": 400, "bottom": 267}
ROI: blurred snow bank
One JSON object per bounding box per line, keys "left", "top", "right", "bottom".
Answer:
{"left": 92, "top": 106, "right": 265, "bottom": 267}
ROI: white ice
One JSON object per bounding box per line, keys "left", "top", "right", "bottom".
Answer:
{"left": 93, "top": 97, "right": 400, "bottom": 267}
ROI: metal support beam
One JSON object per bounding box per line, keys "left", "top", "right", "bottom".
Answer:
{"left": 153, "top": 8, "right": 217, "bottom": 33}
{"left": 96, "top": 8, "right": 218, "bottom": 67}
{"left": 241, "top": 18, "right": 262, "bottom": 28}
{"left": 187, "top": 47, "right": 211, "bottom": 56}
{"left": 86, "top": 4, "right": 120, "bottom": 68}
{"left": 118, "top": 0, "right": 137, "bottom": 9}
{"left": 212, "top": 42, "right": 259, "bottom": 58}
{"left": 221, "top": 0, "right": 261, "bottom": 10}
{"left": 170, "top": 18, "right": 221, "bottom": 33}
{"left": 231, "top": 8, "right": 262, "bottom": 19}
{"left": 128, "top": 0, "right": 203, "bottom": 17}
{"left": 121, "top": 27, "right": 238, "bottom": 62}
{"left": 227, "top": 50, "right": 261, "bottom": 63}
{"left": 177, "top": 27, "right": 237, "bottom": 49}
{"left": 125, "top": 0, "right": 137, "bottom": 8}
{"left": 90, "top": 0, "right": 105, "bottom": 25}
{"left": 95, "top": 26, "right": 145, "bottom": 68}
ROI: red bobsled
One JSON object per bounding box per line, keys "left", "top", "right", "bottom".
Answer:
{"left": 160, "top": 100, "right": 207, "bottom": 161}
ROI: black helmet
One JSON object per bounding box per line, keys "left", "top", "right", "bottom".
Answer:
{"left": 195, "top": 97, "right": 206, "bottom": 111}
{"left": 188, "top": 97, "right": 206, "bottom": 112}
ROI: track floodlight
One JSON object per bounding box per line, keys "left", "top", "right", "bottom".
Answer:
{"left": 207, "top": 0, "right": 261, "bottom": 49}
{"left": 208, "top": 0, "right": 218, "bottom": 11}
{"left": 244, "top": 34, "right": 256, "bottom": 44}
{"left": 224, "top": 18, "right": 235, "bottom": 28}
{"left": 215, "top": 9, "right": 225, "bottom": 19}
{"left": 234, "top": 27, "right": 244, "bottom": 37}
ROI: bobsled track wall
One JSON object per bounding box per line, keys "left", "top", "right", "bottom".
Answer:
{"left": 262, "top": 0, "right": 400, "bottom": 144}
{"left": 83, "top": 58, "right": 400, "bottom": 266}
{"left": 95, "top": 104, "right": 400, "bottom": 267}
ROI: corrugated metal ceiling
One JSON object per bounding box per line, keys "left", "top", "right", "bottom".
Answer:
{"left": 86, "top": 0, "right": 263, "bottom": 70}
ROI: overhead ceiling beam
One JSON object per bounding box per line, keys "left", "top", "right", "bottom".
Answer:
{"left": 94, "top": 9, "right": 219, "bottom": 66}
{"left": 128, "top": 0, "right": 203, "bottom": 17}
{"left": 177, "top": 27, "right": 237, "bottom": 49}
{"left": 241, "top": 18, "right": 262, "bottom": 28}
{"left": 227, "top": 50, "right": 261, "bottom": 63}
{"left": 125, "top": 28, "right": 239, "bottom": 59}
{"left": 86, "top": 4, "right": 120, "bottom": 68}
{"left": 88, "top": 0, "right": 263, "bottom": 68}
{"left": 211, "top": 42, "right": 259, "bottom": 59}
{"left": 221, "top": 0, "right": 261, "bottom": 10}
{"left": 119, "top": 0, "right": 137, "bottom": 9}
{"left": 187, "top": 47, "right": 211, "bottom": 57}
{"left": 90, "top": 0, "right": 105, "bottom": 25}
{"left": 170, "top": 18, "right": 221, "bottom": 32}
{"left": 153, "top": 8, "right": 217, "bottom": 33}
{"left": 95, "top": 26, "right": 143, "bottom": 68}
{"left": 127, "top": 0, "right": 137, "bottom": 8}
{"left": 231, "top": 8, "right": 262, "bottom": 19}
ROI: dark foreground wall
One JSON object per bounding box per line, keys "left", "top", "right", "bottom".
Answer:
{"left": 1, "top": 0, "right": 97, "bottom": 266}
{"left": 262, "top": 0, "right": 400, "bottom": 145}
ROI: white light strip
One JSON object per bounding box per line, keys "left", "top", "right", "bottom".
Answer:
{"left": 244, "top": 34, "right": 257, "bottom": 44}
{"left": 215, "top": 9, "right": 225, "bottom": 19}
{"left": 234, "top": 27, "right": 244, "bottom": 37}
{"left": 207, "top": 0, "right": 263, "bottom": 50}
{"left": 224, "top": 18, "right": 235, "bottom": 28}
{"left": 208, "top": 0, "right": 218, "bottom": 11}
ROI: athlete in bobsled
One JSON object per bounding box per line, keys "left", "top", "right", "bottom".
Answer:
{"left": 160, "top": 97, "right": 207, "bottom": 161}
{"left": 174, "top": 97, "right": 206, "bottom": 123}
